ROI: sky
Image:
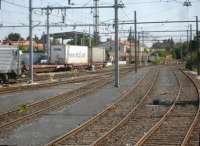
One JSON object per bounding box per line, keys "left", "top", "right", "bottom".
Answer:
{"left": 0, "top": 0, "right": 200, "bottom": 46}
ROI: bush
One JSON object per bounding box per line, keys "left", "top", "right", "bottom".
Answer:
{"left": 185, "top": 52, "right": 198, "bottom": 70}
{"left": 185, "top": 60, "right": 193, "bottom": 70}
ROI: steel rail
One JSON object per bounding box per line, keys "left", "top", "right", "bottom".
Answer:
{"left": 0, "top": 79, "right": 108, "bottom": 131}
{"left": 0, "top": 72, "right": 111, "bottom": 95}
{"left": 0, "top": 69, "right": 133, "bottom": 134}
{"left": 44, "top": 68, "right": 159, "bottom": 146}
{"left": 133, "top": 70, "right": 199, "bottom": 146}
{"left": 91, "top": 70, "right": 159, "bottom": 146}
{"left": 134, "top": 71, "right": 182, "bottom": 146}
{"left": 0, "top": 74, "right": 115, "bottom": 132}
{"left": 0, "top": 66, "right": 134, "bottom": 95}
{"left": 181, "top": 70, "right": 200, "bottom": 146}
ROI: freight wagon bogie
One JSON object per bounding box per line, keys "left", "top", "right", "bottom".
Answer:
{"left": 0, "top": 72, "right": 18, "bottom": 83}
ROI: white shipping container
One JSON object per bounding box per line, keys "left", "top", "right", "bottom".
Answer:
{"left": 51, "top": 45, "right": 88, "bottom": 64}
{"left": 91, "top": 47, "right": 106, "bottom": 63}
{"left": 66, "top": 45, "right": 88, "bottom": 64}
{"left": 50, "top": 45, "right": 65, "bottom": 64}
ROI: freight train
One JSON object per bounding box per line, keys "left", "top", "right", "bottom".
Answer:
{"left": 0, "top": 46, "right": 22, "bottom": 83}
{"left": 50, "top": 45, "right": 106, "bottom": 70}
{"left": 0, "top": 45, "right": 106, "bottom": 83}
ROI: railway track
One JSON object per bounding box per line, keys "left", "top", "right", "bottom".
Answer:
{"left": 132, "top": 70, "right": 199, "bottom": 146}
{"left": 175, "top": 71, "right": 200, "bottom": 146}
{"left": 89, "top": 66, "right": 181, "bottom": 146}
{"left": 44, "top": 67, "right": 159, "bottom": 146}
{"left": 0, "top": 69, "right": 132, "bottom": 137}
{"left": 0, "top": 72, "right": 110, "bottom": 95}
{"left": 0, "top": 66, "right": 134, "bottom": 95}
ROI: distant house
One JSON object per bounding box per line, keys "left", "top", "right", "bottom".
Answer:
{"left": 100, "top": 39, "right": 148, "bottom": 62}
{"left": 2, "top": 40, "right": 44, "bottom": 52}
{"left": 100, "top": 39, "right": 136, "bottom": 61}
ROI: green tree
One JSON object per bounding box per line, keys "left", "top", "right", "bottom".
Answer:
{"left": 6, "top": 33, "right": 24, "bottom": 41}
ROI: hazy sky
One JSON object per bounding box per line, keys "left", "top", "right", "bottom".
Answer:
{"left": 0, "top": 0, "right": 200, "bottom": 45}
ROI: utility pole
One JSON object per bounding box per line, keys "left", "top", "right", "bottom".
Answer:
{"left": 31, "top": 3, "right": 124, "bottom": 87}
{"left": 114, "top": 0, "right": 119, "bottom": 87}
{"left": 82, "top": 31, "right": 85, "bottom": 46}
{"left": 190, "top": 24, "right": 193, "bottom": 63}
{"left": 46, "top": 6, "right": 50, "bottom": 63}
{"left": 141, "top": 28, "right": 144, "bottom": 64}
{"left": 29, "top": 0, "right": 33, "bottom": 83}
{"left": 187, "top": 28, "right": 189, "bottom": 52}
{"left": 94, "top": 0, "right": 100, "bottom": 45}
{"left": 196, "top": 16, "right": 200, "bottom": 75}
{"left": 180, "top": 37, "right": 183, "bottom": 60}
{"left": 75, "top": 32, "right": 78, "bottom": 45}
{"left": 134, "top": 11, "right": 137, "bottom": 73}
{"left": 129, "top": 27, "right": 132, "bottom": 64}
{"left": 89, "top": 26, "right": 93, "bottom": 64}
{"left": 138, "top": 32, "right": 141, "bottom": 66}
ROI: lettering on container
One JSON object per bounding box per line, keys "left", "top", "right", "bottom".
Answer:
{"left": 68, "top": 52, "right": 86, "bottom": 58}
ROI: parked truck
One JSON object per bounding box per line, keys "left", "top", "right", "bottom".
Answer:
{"left": 0, "top": 46, "right": 22, "bottom": 83}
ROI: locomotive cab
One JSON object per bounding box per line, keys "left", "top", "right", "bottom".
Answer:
{"left": 0, "top": 46, "right": 22, "bottom": 84}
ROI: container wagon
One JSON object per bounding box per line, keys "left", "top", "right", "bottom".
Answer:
{"left": 51, "top": 45, "right": 106, "bottom": 70}
{"left": 0, "top": 46, "right": 21, "bottom": 83}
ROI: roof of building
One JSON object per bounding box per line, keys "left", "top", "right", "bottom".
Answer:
{"left": 50, "top": 31, "right": 90, "bottom": 39}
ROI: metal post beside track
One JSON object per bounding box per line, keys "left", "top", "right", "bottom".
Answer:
{"left": 114, "top": 0, "right": 119, "bottom": 87}
{"left": 196, "top": 16, "right": 200, "bottom": 75}
{"left": 134, "top": 11, "right": 138, "bottom": 73}
{"left": 29, "top": 0, "right": 33, "bottom": 83}
{"left": 190, "top": 24, "right": 193, "bottom": 66}
{"left": 46, "top": 7, "right": 51, "bottom": 63}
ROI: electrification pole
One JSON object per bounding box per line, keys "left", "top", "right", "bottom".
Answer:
{"left": 29, "top": 0, "right": 33, "bottom": 83}
{"left": 46, "top": 7, "right": 50, "bottom": 63}
{"left": 31, "top": 2, "right": 124, "bottom": 87}
{"left": 134, "top": 11, "right": 137, "bottom": 73}
{"left": 129, "top": 27, "right": 132, "bottom": 64}
{"left": 190, "top": 24, "right": 193, "bottom": 63}
{"left": 141, "top": 28, "right": 144, "bottom": 64}
{"left": 196, "top": 16, "right": 200, "bottom": 75}
{"left": 187, "top": 29, "right": 189, "bottom": 51}
{"left": 138, "top": 32, "right": 141, "bottom": 66}
{"left": 114, "top": 0, "right": 119, "bottom": 87}
{"left": 94, "top": 0, "right": 100, "bottom": 45}
{"left": 180, "top": 37, "right": 183, "bottom": 60}
{"left": 89, "top": 26, "right": 93, "bottom": 64}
